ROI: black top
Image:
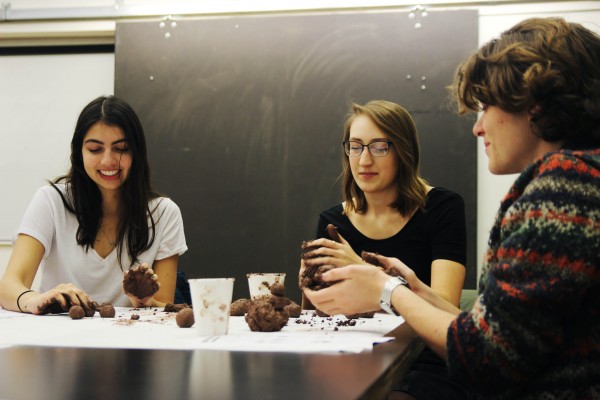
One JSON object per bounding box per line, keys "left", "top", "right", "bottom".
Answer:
{"left": 316, "top": 187, "right": 467, "bottom": 285}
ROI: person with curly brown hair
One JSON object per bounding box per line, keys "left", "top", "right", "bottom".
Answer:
{"left": 304, "top": 17, "right": 600, "bottom": 399}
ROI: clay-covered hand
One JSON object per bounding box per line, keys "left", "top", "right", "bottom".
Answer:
{"left": 363, "top": 252, "right": 421, "bottom": 292}
{"left": 302, "top": 229, "right": 363, "bottom": 269}
{"left": 24, "top": 283, "right": 97, "bottom": 316}
{"left": 302, "top": 264, "right": 388, "bottom": 316}
{"left": 123, "top": 263, "right": 160, "bottom": 307}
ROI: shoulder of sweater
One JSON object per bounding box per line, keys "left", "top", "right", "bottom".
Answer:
{"left": 540, "top": 148, "right": 600, "bottom": 169}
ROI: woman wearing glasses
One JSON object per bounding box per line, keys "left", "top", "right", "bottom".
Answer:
{"left": 301, "top": 100, "right": 470, "bottom": 399}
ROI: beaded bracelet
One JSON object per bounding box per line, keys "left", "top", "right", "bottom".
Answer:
{"left": 16, "top": 289, "right": 35, "bottom": 313}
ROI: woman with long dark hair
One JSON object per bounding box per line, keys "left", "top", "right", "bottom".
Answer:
{"left": 0, "top": 95, "right": 187, "bottom": 314}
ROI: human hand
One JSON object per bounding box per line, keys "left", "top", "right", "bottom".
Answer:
{"left": 123, "top": 263, "right": 160, "bottom": 307}
{"left": 298, "top": 259, "right": 307, "bottom": 289}
{"left": 364, "top": 252, "right": 423, "bottom": 293}
{"left": 302, "top": 231, "right": 363, "bottom": 268}
{"left": 302, "top": 264, "right": 388, "bottom": 316}
{"left": 25, "top": 283, "right": 97, "bottom": 316}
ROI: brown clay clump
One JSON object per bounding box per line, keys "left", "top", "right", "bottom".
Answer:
{"left": 245, "top": 301, "right": 289, "bottom": 332}
{"left": 299, "top": 224, "right": 342, "bottom": 292}
{"left": 123, "top": 264, "right": 160, "bottom": 300}
{"left": 230, "top": 298, "right": 251, "bottom": 316}
{"left": 284, "top": 301, "right": 301, "bottom": 318}
{"left": 345, "top": 312, "right": 375, "bottom": 319}
{"left": 68, "top": 305, "right": 85, "bottom": 320}
{"left": 245, "top": 283, "right": 292, "bottom": 332}
{"left": 299, "top": 225, "right": 404, "bottom": 317}
{"left": 164, "top": 303, "right": 191, "bottom": 313}
{"left": 176, "top": 308, "right": 195, "bottom": 328}
{"left": 97, "top": 303, "right": 116, "bottom": 318}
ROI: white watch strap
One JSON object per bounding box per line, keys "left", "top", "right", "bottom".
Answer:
{"left": 380, "top": 276, "right": 407, "bottom": 315}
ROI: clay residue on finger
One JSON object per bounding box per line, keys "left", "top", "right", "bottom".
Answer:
{"left": 360, "top": 251, "right": 401, "bottom": 277}
{"left": 123, "top": 267, "right": 160, "bottom": 299}
{"left": 299, "top": 225, "right": 343, "bottom": 291}
{"left": 37, "top": 297, "right": 67, "bottom": 314}
{"left": 326, "top": 224, "right": 341, "bottom": 243}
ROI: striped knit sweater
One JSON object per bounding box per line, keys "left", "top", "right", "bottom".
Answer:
{"left": 447, "top": 148, "right": 600, "bottom": 399}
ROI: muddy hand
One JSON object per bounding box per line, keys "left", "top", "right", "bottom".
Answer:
{"left": 123, "top": 263, "right": 160, "bottom": 307}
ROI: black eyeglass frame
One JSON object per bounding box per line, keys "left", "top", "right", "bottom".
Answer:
{"left": 342, "top": 140, "right": 393, "bottom": 157}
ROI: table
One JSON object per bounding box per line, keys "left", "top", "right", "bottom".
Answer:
{"left": 0, "top": 312, "right": 424, "bottom": 400}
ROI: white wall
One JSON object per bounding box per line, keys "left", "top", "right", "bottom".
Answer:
{"left": 1, "top": 1, "right": 599, "bottom": 285}
{"left": 0, "top": 53, "right": 115, "bottom": 284}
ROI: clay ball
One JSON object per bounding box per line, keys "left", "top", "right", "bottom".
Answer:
{"left": 98, "top": 304, "right": 116, "bottom": 318}
{"left": 176, "top": 307, "right": 195, "bottom": 328}
{"left": 285, "top": 301, "right": 301, "bottom": 318}
{"left": 68, "top": 305, "right": 85, "bottom": 320}
{"left": 230, "top": 298, "right": 251, "bottom": 316}
{"left": 269, "top": 283, "right": 285, "bottom": 297}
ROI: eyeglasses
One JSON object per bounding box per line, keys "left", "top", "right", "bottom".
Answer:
{"left": 343, "top": 140, "right": 393, "bottom": 157}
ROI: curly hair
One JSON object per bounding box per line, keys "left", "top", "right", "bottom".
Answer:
{"left": 342, "top": 100, "right": 428, "bottom": 216}
{"left": 451, "top": 17, "right": 600, "bottom": 149}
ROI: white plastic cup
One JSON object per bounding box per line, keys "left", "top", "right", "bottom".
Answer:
{"left": 246, "top": 273, "right": 286, "bottom": 299}
{"left": 188, "top": 278, "right": 235, "bottom": 336}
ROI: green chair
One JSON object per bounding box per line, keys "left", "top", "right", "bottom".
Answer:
{"left": 459, "top": 289, "right": 477, "bottom": 311}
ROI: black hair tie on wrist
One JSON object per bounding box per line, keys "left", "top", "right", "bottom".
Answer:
{"left": 17, "top": 289, "right": 35, "bottom": 313}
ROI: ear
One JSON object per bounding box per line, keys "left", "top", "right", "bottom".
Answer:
{"left": 529, "top": 104, "right": 542, "bottom": 118}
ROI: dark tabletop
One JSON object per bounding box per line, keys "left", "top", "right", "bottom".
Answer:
{"left": 0, "top": 322, "right": 423, "bottom": 400}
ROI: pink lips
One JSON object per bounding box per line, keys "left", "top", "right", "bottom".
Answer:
{"left": 359, "top": 172, "right": 377, "bottom": 179}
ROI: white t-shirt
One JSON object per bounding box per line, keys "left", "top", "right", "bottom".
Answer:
{"left": 14, "top": 184, "right": 188, "bottom": 306}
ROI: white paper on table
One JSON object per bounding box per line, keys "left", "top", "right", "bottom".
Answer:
{"left": 0, "top": 307, "right": 402, "bottom": 353}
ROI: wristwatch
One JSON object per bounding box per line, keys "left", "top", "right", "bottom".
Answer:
{"left": 380, "top": 276, "right": 409, "bottom": 316}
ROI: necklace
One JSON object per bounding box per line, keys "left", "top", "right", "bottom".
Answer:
{"left": 99, "top": 225, "right": 118, "bottom": 248}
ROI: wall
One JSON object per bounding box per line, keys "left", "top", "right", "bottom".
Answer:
{"left": 0, "top": 52, "right": 114, "bottom": 287}
{"left": 1, "top": 0, "right": 599, "bottom": 286}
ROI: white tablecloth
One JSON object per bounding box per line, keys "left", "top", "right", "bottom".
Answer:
{"left": 0, "top": 307, "right": 402, "bottom": 353}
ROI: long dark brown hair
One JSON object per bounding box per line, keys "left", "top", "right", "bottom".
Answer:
{"left": 52, "top": 95, "right": 162, "bottom": 268}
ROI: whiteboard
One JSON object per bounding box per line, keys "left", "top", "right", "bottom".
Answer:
{"left": 0, "top": 52, "right": 114, "bottom": 242}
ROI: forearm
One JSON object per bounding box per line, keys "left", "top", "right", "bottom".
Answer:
{"left": 415, "top": 282, "right": 462, "bottom": 315}
{"left": 0, "top": 279, "right": 34, "bottom": 312}
{"left": 392, "top": 285, "right": 457, "bottom": 359}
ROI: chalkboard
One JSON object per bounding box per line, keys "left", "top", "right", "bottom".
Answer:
{"left": 115, "top": 10, "right": 478, "bottom": 303}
